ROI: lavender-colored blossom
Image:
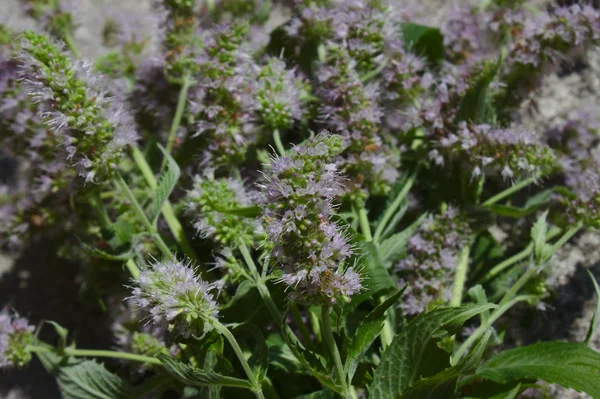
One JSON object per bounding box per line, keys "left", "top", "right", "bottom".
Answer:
{"left": 185, "top": 171, "right": 263, "bottom": 247}
{"left": 0, "top": 309, "right": 35, "bottom": 368}
{"left": 442, "top": 5, "right": 493, "bottom": 63}
{"left": 396, "top": 207, "right": 471, "bottom": 315}
{"left": 128, "top": 259, "right": 220, "bottom": 338}
{"left": 317, "top": 44, "right": 400, "bottom": 196}
{"left": 261, "top": 132, "right": 361, "bottom": 304}
{"left": 19, "top": 31, "right": 138, "bottom": 183}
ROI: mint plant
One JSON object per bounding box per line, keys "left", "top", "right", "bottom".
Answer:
{"left": 1, "top": 1, "right": 600, "bottom": 398}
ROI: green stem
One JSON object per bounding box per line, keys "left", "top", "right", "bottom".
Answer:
{"left": 373, "top": 169, "right": 418, "bottom": 242}
{"left": 546, "top": 221, "right": 582, "bottom": 259}
{"left": 482, "top": 176, "right": 536, "bottom": 206}
{"left": 356, "top": 204, "right": 373, "bottom": 242}
{"left": 162, "top": 71, "right": 192, "bottom": 172}
{"left": 130, "top": 146, "right": 199, "bottom": 263}
{"left": 239, "top": 242, "right": 260, "bottom": 281}
{"left": 273, "top": 129, "right": 286, "bottom": 157}
{"left": 28, "top": 345, "right": 160, "bottom": 365}
{"left": 63, "top": 32, "right": 80, "bottom": 58}
{"left": 214, "top": 321, "right": 265, "bottom": 399}
{"left": 450, "top": 294, "right": 536, "bottom": 365}
{"left": 321, "top": 305, "right": 349, "bottom": 398}
{"left": 378, "top": 296, "right": 394, "bottom": 350}
{"left": 450, "top": 245, "right": 471, "bottom": 307}
{"left": 91, "top": 192, "right": 111, "bottom": 227}
{"left": 126, "top": 258, "right": 141, "bottom": 279}
{"left": 115, "top": 173, "right": 172, "bottom": 258}
{"left": 289, "top": 303, "right": 316, "bottom": 351}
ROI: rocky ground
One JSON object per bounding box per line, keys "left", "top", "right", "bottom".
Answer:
{"left": 1, "top": 0, "right": 600, "bottom": 398}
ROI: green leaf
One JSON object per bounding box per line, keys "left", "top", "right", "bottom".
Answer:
{"left": 401, "top": 23, "right": 444, "bottom": 64}
{"left": 233, "top": 323, "right": 269, "bottom": 381}
{"left": 399, "top": 330, "right": 492, "bottom": 399}
{"left": 345, "top": 286, "right": 407, "bottom": 380}
{"left": 477, "top": 341, "right": 600, "bottom": 397}
{"left": 267, "top": 333, "right": 306, "bottom": 374}
{"left": 158, "top": 354, "right": 254, "bottom": 390}
{"left": 295, "top": 389, "right": 337, "bottom": 399}
{"left": 379, "top": 215, "right": 427, "bottom": 263}
{"left": 150, "top": 144, "right": 181, "bottom": 225}
{"left": 101, "top": 221, "right": 136, "bottom": 251}
{"left": 349, "top": 241, "right": 395, "bottom": 307}
{"left": 38, "top": 352, "right": 133, "bottom": 399}
{"left": 530, "top": 211, "right": 549, "bottom": 264}
{"left": 487, "top": 190, "right": 553, "bottom": 219}
{"left": 369, "top": 304, "right": 495, "bottom": 399}
{"left": 80, "top": 242, "right": 134, "bottom": 261}
{"left": 488, "top": 384, "right": 521, "bottom": 399}
{"left": 46, "top": 321, "right": 69, "bottom": 353}
{"left": 467, "top": 285, "right": 490, "bottom": 325}
{"left": 456, "top": 57, "right": 502, "bottom": 124}
{"left": 585, "top": 271, "right": 600, "bottom": 345}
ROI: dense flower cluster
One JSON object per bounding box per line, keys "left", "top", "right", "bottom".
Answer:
{"left": 318, "top": 45, "right": 400, "bottom": 197}
{"left": 185, "top": 171, "right": 263, "bottom": 247}
{"left": 262, "top": 132, "right": 361, "bottom": 304}
{"left": 21, "top": 0, "right": 77, "bottom": 41}
{"left": 19, "top": 31, "right": 138, "bottom": 183}
{"left": 432, "top": 122, "right": 555, "bottom": 181}
{"left": 0, "top": 310, "right": 35, "bottom": 369}
{"left": 397, "top": 207, "right": 471, "bottom": 315}
{"left": 160, "top": 0, "right": 201, "bottom": 80}
{"left": 128, "top": 259, "right": 220, "bottom": 338}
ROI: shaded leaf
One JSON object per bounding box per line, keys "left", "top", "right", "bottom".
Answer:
{"left": 401, "top": 23, "right": 444, "bottom": 64}
{"left": 150, "top": 144, "right": 181, "bottom": 225}
{"left": 379, "top": 215, "right": 427, "bottom": 263}
{"left": 295, "top": 389, "right": 337, "bottom": 399}
{"left": 477, "top": 342, "right": 600, "bottom": 397}
{"left": 233, "top": 323, "right": 269, "bottom": 381}
{"left": 369, "top": 304, "right": 495, "bottom": 399}
{"left": 350, "top": 241, "right": 395, "bottom": 307}
{"left": 158, "top": 354, "right": 254, "bottom": 389}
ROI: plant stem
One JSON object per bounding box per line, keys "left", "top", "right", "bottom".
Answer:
{"left": 91, "top": 192, "right": 111, "bottom": 227}
{"left": 28, "top": 345, "right": 160, "bottom": 365}
{"left": 374, "top": 169, "right": 418, "bottom": 242}
{"left": 481, "top": 176, "right": 536, "bottom": 206}
{"left": 273, "top": 129, "right": 286, "bottom": 157}
{"left": 289, "top": 303, "right": 316, "bottom": 351}
{"left": 239, "top": 242, "right": 260, "bottom": 281}
{"left": 162, "top": 71, "right": 192, "bottom": 172}
{"left": 63, "top": 33, "right": 80, "bottom": 58}
{"left": 115, "top": 173, "right": 172, "bottom": 258}
{"left": 450, "top": 245, "right": 471, "bottom": 307}
{"left": 450, "top": 294, "right": 536, "bottom": 365}
{"left": 214, "top": 321, "right": 265, "bottom": 399}
{"left": 126, "top": 258, "right": 141, "bottom": 279}
{"left": 130, "top": 146, "right": 199, "bottom": 263}
{"left": 321, "top": 305, "right": 349, "bottom": 398}
{"left": 356, "top": 204, "right": 373, "bottom": 242}
{"left": 546, "top": 221, "right": 582, "bottom": 259}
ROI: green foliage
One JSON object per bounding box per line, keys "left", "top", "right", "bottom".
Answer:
{"left": 585, "top": 271, "right": 600, "bottom": 345}
{"left": 477, "top": 342, "right": 600, "bottom": 397}
{"left": 151, "top": 145, "right": 181, "bottom": 225}
{"left": 400, "top": 23, "right": 444, "bottom": 64}
{"left": 369, "top": 304, "right": 495, "bottom": 399}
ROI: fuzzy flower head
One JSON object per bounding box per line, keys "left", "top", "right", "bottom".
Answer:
{"left": 21, "top": 0, "right": 77, "bottom": 41}
{"left": 262, "top": 132, "right": 362, "bottom": 304}
{"left": 397, "top": 207, "right": 471, "bottom": 315}
{"left": 128, "top": 259, "right": 219, "bottom": 338}
{"left": 255, "top": 57, "right": 304, "bottom": 131}
{"left": 317, "top": 44, "right": 400, "bottom": 198}
{"left": 434, "top": 122, "right": 555, "bottom": 181}
{"left": 19, "top": 31, "right": 138, "bottom": 183}
{"left": 185, "top": 171, "right": 263, "bottom": 247}
{"left": 0, "top": 309, "right": 35, "bottom": 369}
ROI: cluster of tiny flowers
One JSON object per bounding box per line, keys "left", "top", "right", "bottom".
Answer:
{"left": 396, "top": 207, "right": 471, "bottom": 315}
{"left": 0, "top": 309, "right": 35, "bottom": 369}
{"left": 128, "top": 259, "right": 220, "bottom": 338}
{"left": 545, "top": 108, "right": 600, "bottom": 193}
{"left": 19, "top": 31, "right": 138, "bottom": 183}
{"left": 159, "top": 0, "right": 201, "bottom": 80}
{"left": 442, "top": 4, "right": 494, "bottom": 64}
{"left": 262, "top": 132, "right": 362, "bottom": 304}
{"left": 185, "top": 171, "right": 263, "bottom": 247}
{"left": 21, "top": 0, "right": 77, "bottom": 40}
{"left": 255, "top": 57, "right": 305, "bottom": 132}
{"left": 431, "top": 121, "right": 555, "bottom": 181}
{"left": 317, "top": 45, "right": 400, "bottom": 198}
{"left": 286, "top": 0, "right": 334, "bottom": 44}
{"left": 188, "top": 22, "right": 257, "bottom": 168}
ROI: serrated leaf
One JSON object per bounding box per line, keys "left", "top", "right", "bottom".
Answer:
{"left": 530, "top": 211, "right": 548, "bottom": 264}
{"left": 477, "top": 342, "right": 600, "bottom": 397}
{"left": 456, "top": 57, "right": 502, "bottom": 124}
{"left": 399, "top": 330, "right": 492, "bottom": 399}
{"left": 80, "top": 242, "right": 134, "bottom": 261}
{"left": 158, "top": 354, "right": 254, "bottom": 389}
{"left": 467, "top": 286, "right": 490, "bottom": 325}
{"left": 37, "top": 352, "right": 133, "bottom": 399}
{"left": 401, "top": 23, "right": 444, "bottom": 64}
{"left": 586, "top": 270, "right": 600, "bottom": 345}
{"left": 369, "top": 304, "right": 495, "bottom": 399}
{"left": 345, "top": 286, "right": 407, "bottom": 380}
{"left": 150, "top": 144, "right": 181, "bottom": 225}
{"left": 379, "top": 214, "right": 427, "bottom": 263}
